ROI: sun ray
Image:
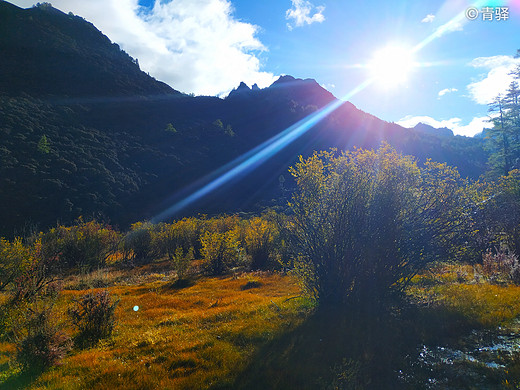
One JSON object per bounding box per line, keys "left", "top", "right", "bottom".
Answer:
{"left": 152, "top": 0, "right": 493, "bottom": 221}
{"left": 152, "top": 78, "right": 374, "bottom": 222}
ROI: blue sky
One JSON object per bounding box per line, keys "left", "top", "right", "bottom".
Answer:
{"left": 11, "top": 0, "right": 520, "bottom": 136}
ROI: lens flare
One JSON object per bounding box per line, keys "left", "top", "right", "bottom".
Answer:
{"left": 152, "top": 78, "right": 374, "bottom": 222}
{"left": 368, "top": 45, "right": 416, "bottom": 88}
{"left": 152, "top": 0, "right": 496, "bottom": 222}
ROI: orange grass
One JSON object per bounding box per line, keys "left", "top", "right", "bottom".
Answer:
{"left": 439, "top": 283, "right": 520, "bottom": 327}
{"left": 3, "top": 272, "right": 308, "bottom": 389}
{"left": 5, "top": 262, "right": 520, "bottom": 388}
{"left": 408, "top": 263, "right": 520, "bottom": 327}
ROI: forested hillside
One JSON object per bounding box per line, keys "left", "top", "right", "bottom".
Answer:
{"left": 0, "top": 1, "right": 489, "bottom": 237}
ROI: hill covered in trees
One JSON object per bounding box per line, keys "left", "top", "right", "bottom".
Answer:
{"left": 0, "top": 1, "right": 175, "bottom": 97}
{"left": 0, "top": 1, "right": 489, "bottom": 237}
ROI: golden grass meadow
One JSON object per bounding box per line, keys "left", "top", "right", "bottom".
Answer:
{"left": 3, "top": 259, "right": 520, "bottom": 389}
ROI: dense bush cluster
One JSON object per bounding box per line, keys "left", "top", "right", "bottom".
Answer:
{"left": 120, "top": 214, "right": 281, "bottom": 275}
{"left": 0, "top": 213, "right": 283, "bottom": 299}
{"left": 38, "top": 219, "right": 120, "bottom": 271}
{"left": 286, "top": 145, "right": 520, "bottom": 306}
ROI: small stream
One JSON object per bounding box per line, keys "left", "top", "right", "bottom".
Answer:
{"left": 400, "top": 319, "right": 520, "bottom": 389}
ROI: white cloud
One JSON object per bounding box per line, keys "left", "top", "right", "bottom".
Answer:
{"left": 421, "top": 14, "right": 435, "bottom": 23}
{"left": 435, "top": 19, "right": 463, "bottom": 36}
{"left": 397, "top": 115, "right": 492, "bottom": 137}
{"left": 286, "top": 0, "right": 325, "bottom": 30}
{"left": 438, "top": 87, "right": 458, "bottom": 97}
{"left": 12, "top": 0, "right": 276, "bottom": 96}
{"left": 397, "top": 115, "right": 460, "bottom": 131}
{"left": 467, "top": 55, "right": 520, "bottom": 105}
{"left": 412, "top": 13, "right": 465, "bottom": 52}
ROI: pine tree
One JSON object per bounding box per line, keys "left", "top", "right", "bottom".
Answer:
{"left": 37, "top": 135, "right": 50, "bottom": 154}
{"left": 486, "top": 52, "right": 520, "bottom": 175}
{"left": 504, "top": 81, "right": 520, "bottom": 162}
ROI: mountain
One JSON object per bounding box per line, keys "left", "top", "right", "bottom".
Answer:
{"left": 412, "top": 122, "right": 454, "bottom": 137}
{"left": 0, "top": 1, "right": 175, "bottom": 97}
{"left": 0, "top": 1, "right": 489, "bottom": 237}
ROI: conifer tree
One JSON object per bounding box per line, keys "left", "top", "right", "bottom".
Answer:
{"left": 37, "top": 135, "right": 50, "bottom": 154}
{"left": 486, "top": 52, "right": 520, "bottom": 175}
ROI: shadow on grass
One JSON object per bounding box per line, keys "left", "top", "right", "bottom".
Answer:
{"left": 226, "top": 301, "right": 477, "bottom": 390}
{"left": 240, "top": 280, "right": 263, "bottom": 290}
{"left": 162, "top": 277, "right": 197, "bottom": 290}
{"left": 0, "top": 369, "right": 41, "bottom": 390}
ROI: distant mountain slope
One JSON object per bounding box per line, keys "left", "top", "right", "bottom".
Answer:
{"left": 413, "top": 122, "right": 454, "bottom": 137}
{"left": 0, "top": 1, "right": 489, "bottom": 237}
{"left": 0, "top": 1, "right": 176, "bottom": 97}
{"left": 220, "top": 80, "right": 486, "bottom": 179}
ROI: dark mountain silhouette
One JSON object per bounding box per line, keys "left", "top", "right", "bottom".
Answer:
{"left": 0, "top": 2, "right": 488, "bottom": 236}
{"left": 0, "top": 1, "right": 175, "bottom": 97}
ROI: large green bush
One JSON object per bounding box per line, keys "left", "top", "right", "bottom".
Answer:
{"left": 201, "top": 229, "right": 244, "bottom": 275}
{"left": 120, "top": 221, "right": 154, "bottom": 265}
{"left": 287, "top": 144, "right": 470, "bottom": 307}
{"left": 242, "top": 216, "right": 279, "bottom": 270}
{"left": 0, "top": 237, "right": 32, "bottom": 293}
{"left": 152, "top": 217, "right": 204, "bottom": 260}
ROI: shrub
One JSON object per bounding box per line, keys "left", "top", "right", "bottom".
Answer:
{"left": 120, "top": 221, "right": 153, "bottom": 265}
{"left": 10, "top": 238, "right": 61, "bottom": 303}
{"left": 201, "top": 229, "right": 245, "bottom": 275}
{"left": 0, "top": 237, "right": 32, "bottom": 293}
{"left": 38, "top": 219, "right": 120, "bottom": 271}
{"left": 243, "top": 216, "right": 278, "bottom": 270}
{"left": 286, "top": 144, "right": 470, "bottom": 307}
{"left": 480, "top": 247, "right": 520, "bottom": 284}
{"left": 68, "top": 290, "right": 119, "bottom": 348}
{"left": 177, "top": 217, "right": 205, "bottom": 257}
{"left": 173, "top": 246, "right": 194, "bottom": 280}
{"left": 14, "top": 305, "right": 71, "bottom": 372}
{"left": 152, "top": 218, "right": 204, "bottom": 260}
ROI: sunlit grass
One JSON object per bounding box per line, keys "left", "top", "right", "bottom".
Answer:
{"left": 408, "top": 262, "right": 520, "bottom": 327}
{"left": 3, "top": 271, "right": 307, "bottom": 389}
{"left": 440, "top": 283, "right": 520, "bottom": 327}
{"left": 4, "top": 261, "right": 520, "bottom": 388}
{"left": 61, "top": 260, "right": 179, "bottom": 291}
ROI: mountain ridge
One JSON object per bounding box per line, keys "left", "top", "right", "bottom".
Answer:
{"left": 0, "top": 1, "right": 176, "bottom": 97}
{"left": 412, "top": 122, "right": 454, "bottom": 137}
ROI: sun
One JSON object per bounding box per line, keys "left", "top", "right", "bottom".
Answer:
{"left": 368, "top": 45, "right": 416, "bottom": 89}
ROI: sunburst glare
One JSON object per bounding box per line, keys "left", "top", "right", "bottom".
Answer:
{"left": 368, "top": 45, "right": 416, "bottom": 88}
